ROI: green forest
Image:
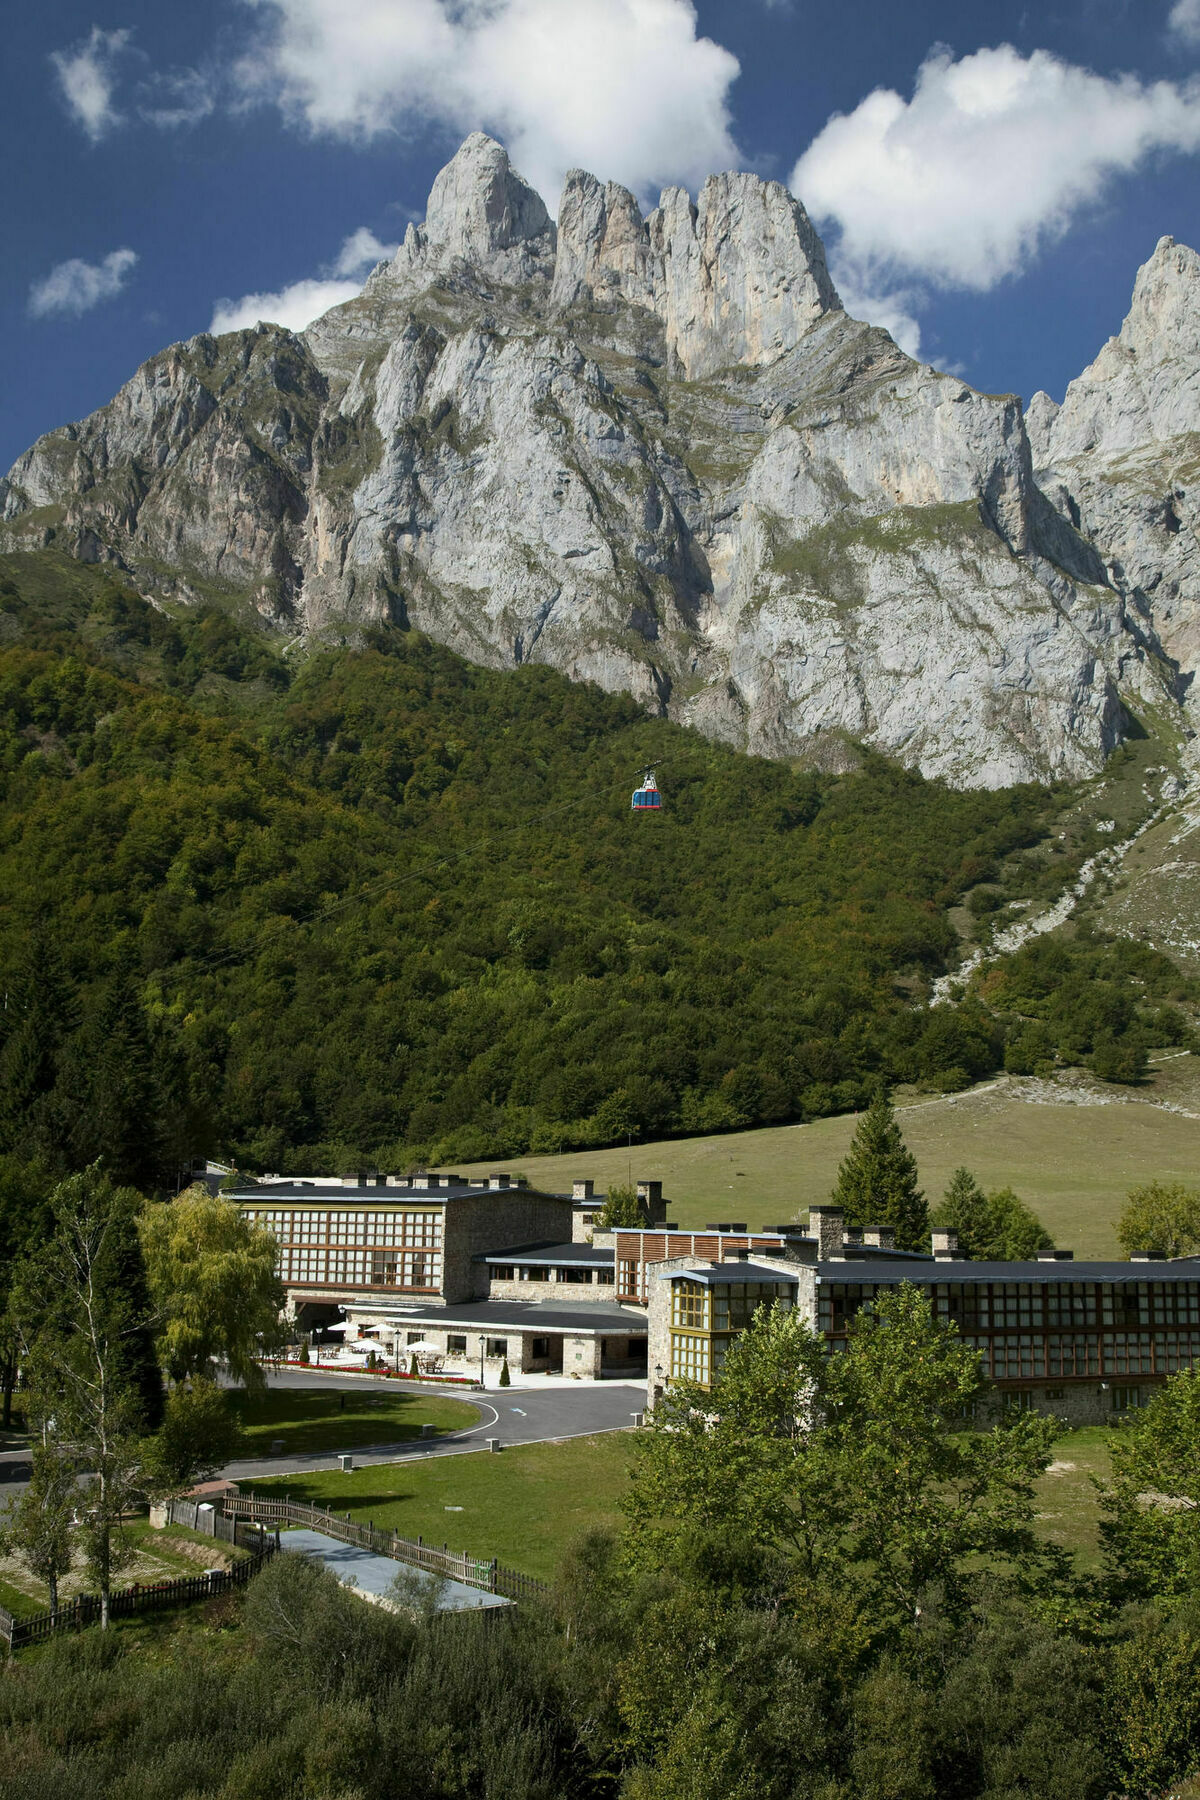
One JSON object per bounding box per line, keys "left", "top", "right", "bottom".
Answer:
{"left": 0, "top": 550, "right": 1189, "bottom": 1208}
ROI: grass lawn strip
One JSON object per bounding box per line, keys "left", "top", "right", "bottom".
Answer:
{"left": 1031, "top": 1426, "right": 1115, "bottom": 1570}
{"left": 248, "top": 1426, "right": 1120, "bottom": 1583}
{"left": 230, "top": 1385, "right": 478, "bottom": 1456}
{"left": 246, "top": 1432, "right": 637, "bottom": 1581}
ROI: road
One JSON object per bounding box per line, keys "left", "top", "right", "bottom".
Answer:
{"left": 0, "top": 1371, "right": 647, "bottom": 1489}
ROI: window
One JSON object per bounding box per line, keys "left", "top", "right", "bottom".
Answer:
{"left": 597, "top": 1268, "right": 614, "bottom": 1284}
{"left": 406, "top": 1331, "right": 424, "bottom": 1345}
{"left": 486, "top": 1338, "right": 508, "bottom": 1357}
{"left": 1003, "top": 1391, "right": 1035, "bottom": 1413}
{"left": 527, "top": 1267, "right": 548, "bottom": 1282}
{"left": 672, "top": 1281, "right": 708, "bottom": 1329}
{"left": 446, "top": 1334, "right": 467, "bottom": 1354}
{"left": 670, "top": 1332, "right": 711, "bottom": 1384}
{"left": 370, "top": 1255, "right": 398, "bottom": 1285}
{"left": 1112, "top": 1386, "right": 1143, "bottom": 1412}
{"left": 492, "top": 1265, "right": 516, "bottom": 1281}
{"left": 563, "top": 1267, "right": 591, "bottom": 1282}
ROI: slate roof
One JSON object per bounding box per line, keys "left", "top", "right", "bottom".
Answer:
{"left": 476, "top": 1242, "right": 614, "bottom": 1268}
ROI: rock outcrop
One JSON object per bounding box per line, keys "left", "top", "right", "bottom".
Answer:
{"left": 1030, "top": 236, "right": 1200, "bottom": 678}
{"left": 2, "top": 133, "right": 1187, "bottom": 788}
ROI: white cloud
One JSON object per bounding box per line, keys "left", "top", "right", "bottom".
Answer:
{"left": 29, "top": 248, "right": 138, "bottom": 319}
{"left": 235, "top": 0, "right": 740, "bottom": 204}
{"left": 138, "top": 67, "right": 216, "bottom": 129}
{"left": 794, "top": 44, "right": 1200, "bottom": 294}
{"left": 51, "top": 26, "right": 130, "bottom": 141}
{"left": 1170, "top": 0, "right": 1200, "bottom": 42}
{"left": 330, "top": 226, "right": 396, "bottom": 277}
{"left": 831, "top": 269, "right": 924, "bottom": 359}
{"left": 209, "top": 225, "right": 397, "bottom": 333}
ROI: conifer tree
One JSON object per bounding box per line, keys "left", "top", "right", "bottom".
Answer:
{"left": 829, "top": 1087, "right": 928, "bottom": 1250}
{"left": 934, "top": 1167, "right": 1051, "bottom": 1260}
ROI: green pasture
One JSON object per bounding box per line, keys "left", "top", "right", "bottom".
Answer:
{"left": 229, "top": 1385, "right": 478, "bottom": 1456}
{"left": 246, "top": 1432, "right": 637, "bottom": 1580}
{"left": 246, "top": 1422, "right": 1115, "bottom": 1580}
{"left": 453, "top": 1069, "right": 1200, "bottom": 1258}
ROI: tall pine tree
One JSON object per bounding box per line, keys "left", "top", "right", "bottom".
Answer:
{"left": 829, "top": 1087, "right": 929, "bottom": 1251}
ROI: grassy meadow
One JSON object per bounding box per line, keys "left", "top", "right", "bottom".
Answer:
{"left": 246, "top": 1424, "right": 1115, "bottom": 1580}
{"left": 451, "top": 1064, "right": 1200, "bottom": 1258}
{"left": 246, "top": 1433, "right": 637, "bottom": 1580}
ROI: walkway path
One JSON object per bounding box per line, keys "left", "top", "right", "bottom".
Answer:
{"left": 279, "top": 1527, "right": 511, "bottom": 1612}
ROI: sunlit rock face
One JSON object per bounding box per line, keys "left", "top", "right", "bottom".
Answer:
{"left": 3, "top": 134, "right": 1189, "bottom": 788}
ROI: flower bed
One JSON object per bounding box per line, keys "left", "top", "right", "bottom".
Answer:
{"left": 280, "top": 1357, "right": 480, "bottom": 1387}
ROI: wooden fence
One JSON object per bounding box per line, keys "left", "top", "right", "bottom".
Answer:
{"left": 0, "top": 1543, "right": 276, "bottom": 1652}
{"left": 157, "top": 1495, "right": 267, "bottom": 1553}
{"left": 225, "top": 1493, "right": 548, "bottom": 1604}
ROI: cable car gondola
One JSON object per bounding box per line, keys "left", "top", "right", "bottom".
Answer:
{"left": 631, "top": 767, "right": 662, "bottom": 812}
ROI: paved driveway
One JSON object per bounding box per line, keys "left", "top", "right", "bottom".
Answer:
{"left": 0, "top": 1374, "right": 646, "bottom": 1489}
{"left": 222, "top": 1371, "right": 645, "bottom": 1480}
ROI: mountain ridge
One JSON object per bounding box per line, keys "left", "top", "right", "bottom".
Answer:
{"left": 3, "top": 133, "right": 1197, "bottom": 789}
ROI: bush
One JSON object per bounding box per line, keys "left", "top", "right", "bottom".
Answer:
{"left": 499, "top": 1359, "right": 511, "bottom": 1388}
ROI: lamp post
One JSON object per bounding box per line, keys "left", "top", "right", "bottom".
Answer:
{"left": 480, "top": 1336, "right": 486, "bottom": 1388}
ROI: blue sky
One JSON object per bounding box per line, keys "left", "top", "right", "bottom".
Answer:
{"left": 6, "top": 0, "right": 1200, "bottom": 472}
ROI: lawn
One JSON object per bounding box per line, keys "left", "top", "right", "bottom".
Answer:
{"left": 245, "top": 1422, "right": 1119, "bottom": 1582}
{"left": 451, "top": 1067, "right": 1200, "bottom": 1258}
{"left": 1032, "top": 1426, "right": 1115, "bottom": 1569}
{"left": 229, "top": 1385, "right": 479, "bottom": 1456}
{"left": 246, "top": 1432, "right": 638, "bottom": 1580}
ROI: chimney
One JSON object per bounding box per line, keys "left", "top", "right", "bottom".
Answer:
{"left": 488, "top": 1173, "right": 511, "bottom": 1190}
{"left": 931, "top": 1228, "right": 959, "bottom": 1261}
{"left": 341, "top": 1174, "right": 359, "bottom": 1188}
{"left": 808, "top": 1205, "right": 845, "bottom": 1261}
{"left": 572, "top": 1180, "right": 594, "bottom": 1200}
{"left": 863, "top": 1226, "right": 896, "bottom": 1250}
{"left": 1129, "top": 1252, "right": 1155, "bottom": 1262}
{"left": 412, "top": 1173, "right": 432, "bottom": 1190}
{"left": 1037, "top": 1248, "right": 1075, "bottom": 1262}
{"left": 637, "top": 1180, "right": 665, "bottom": 1222}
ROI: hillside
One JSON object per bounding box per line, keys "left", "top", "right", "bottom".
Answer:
{"left": 1, "top": 549, "right": 1094, "bottom": 1194}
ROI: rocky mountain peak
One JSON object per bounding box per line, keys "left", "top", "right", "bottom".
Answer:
{"left": 3, "top": 136, "right": 1192, "bottom": 791}
{"left": 383, "top": 132, "right": 557, "bottom": 293}
{"left": 1119, "top": 233, "right": 1200, "bottom": 364}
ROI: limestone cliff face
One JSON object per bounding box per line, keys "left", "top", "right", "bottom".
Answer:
{"left": 1, "top": 134, "right": 1183, "bottom": 787}
{"left": 1030, "top": 236, "right": 1200, "bottom": 680}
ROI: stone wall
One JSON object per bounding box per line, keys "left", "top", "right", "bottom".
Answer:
{"left": 444, "top": 1191, "right": 574, "bottom": 1301}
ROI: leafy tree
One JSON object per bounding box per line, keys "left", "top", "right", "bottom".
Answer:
{"left": 822, "top": 1285, "right": 1059, "bottom": 1624}
{"left": 830, "top": 1087, "right": 929, "bottom": 1250}
{"left": 628, "top": 1289, "right": 1058, "bottom": 1633}
{"left": 1091, "top": 1034, "right": 1149, "bottom": 1084}
{"left": 626, "top": 1304, "right": 834, "bottom": 1578}
{"left": 0, "top": 1439, "right": 78, "bottom": 1617}
{"left": 1117, "top": 1180, "right": 1200, "bottom": 1260}
{"left": 11, "top": 1167, "right": 162, "bottom": 1625}
{"left": 144, "top": 1378, "right": 241, "bottom": 1497}
{"left": 594, "top": 1183, "right": 647, "bottom": 1229}
{"left": 139, "top": 1184, "right": 285, "bottom": 1389}
{"left": 1100, "top": 1366, "right": 1200, "bottom": 1601}
{"left": 933, "top": 1168, "right": 1052, "bottom": 1260}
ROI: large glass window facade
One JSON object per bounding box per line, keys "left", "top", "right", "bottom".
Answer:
{"left": 817, "top": 1278, "right": 1200, "bottom": 1384}
{"left": 241, "top": 1207, "right": 444, "bottom": 1291}
{"left": 668, "top": 1279, "right": 794, "bottom": 1389}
